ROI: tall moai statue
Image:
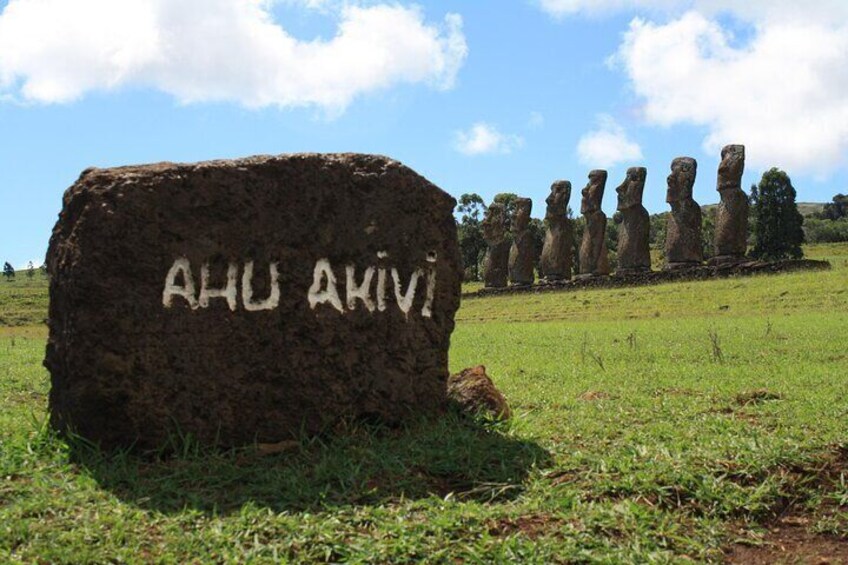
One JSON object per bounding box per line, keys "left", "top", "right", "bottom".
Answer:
{"left": 481, "top": 202, "right": 510, "bottom": 288}
{"left": 578, "top": 170, "right": 610, "bottom": 278}
{"left": 711, "top": 144, "right": 749, "bottom": 265}
{"left": 615, "top": 167, "right": 651, "bottom": 274}
{"left": 539, "top": 181, "right": 573, "bottom": 281}
{"left": 664, "top": 157, "right": 702, "bottom": 269}
{"left": 508, "top": 197, "right": 535, "bottom": 286}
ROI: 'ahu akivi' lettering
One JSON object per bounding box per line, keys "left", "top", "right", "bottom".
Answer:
{"left": 162, "top": 252, "right": 437, "bottom": 318}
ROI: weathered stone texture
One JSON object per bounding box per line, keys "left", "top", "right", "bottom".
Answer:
{"left": 615, "top": 167, "right": 651, "bottom": 274}
{"left": 539, "top": 181, "right": 573, "bottom": 281}
{"left": 578, "top": 170, "right": 610, "bottom": 277}
{"left": 508, "top": 197, "right": 535, "bottom": 285}
{"left": 447, "top": 365, "right": 511, "bottom": 421}
{"left": 481, "top": 203, "right": 509, "bottom": 288}
{"left": 665, "top": 157, "right": 703, "bottom": 269}
{"left": 45, "top": 153, "right": 462, "bottom": 449}
{"left": 713, "top": 144, "right": 749, "bottom": 263}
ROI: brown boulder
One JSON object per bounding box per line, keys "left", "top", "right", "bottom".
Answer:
{"left": 447, "top": 366, "right": 511, "bottom": 420}
{"left": 45, "top": 153, "right": 462, "bottom": 450}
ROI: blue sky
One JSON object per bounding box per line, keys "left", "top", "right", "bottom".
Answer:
{"left": 1, "top": 0, "right": 847, "bottom": 268}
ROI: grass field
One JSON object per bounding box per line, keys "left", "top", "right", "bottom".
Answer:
{"left": 1, "top": 244, "right": 847, "bottom": 563}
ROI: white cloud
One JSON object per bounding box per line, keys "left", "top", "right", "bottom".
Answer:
{"left": 453, "top": 122, "right": 524, "bottom": 156}
{"left": 577, "top": 114, "right": 643, "bottom": 167}
{"left": 616, "top": 12, "right": 848, "bottom": 172}
{"left": 538, "top": 0, "right": 848, "bottom": 173}
{"left": 0, "top": 0, "right": 467, "bottom": 113}
{"left": 528, "top": 111, "right": 545, "bottom": 129}
{"left": 538, "top": 0, "right": 848, "bottom": 21}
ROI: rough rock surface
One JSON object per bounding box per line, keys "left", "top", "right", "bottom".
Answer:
{"left": 45, "top": 153, "right": 462, "bottom": 450}
{"left": 712, "top": 145, "right": 749, "bottom": 264}
{"left": 482, "top": 203, "right": 510, "bottom": 289}
{"left": 578, "top": 170, "right": 610, "bottom": 277}
{"left": 665, "top": 157, "right": 703, "bottom": 269}
{"left": 539, "top": 181, "right": 573, "bottom": 281}
{"left": 447, "top": 366, "right": 511, "bottom": 420}
{"left": 615, "top": 167, "right": 651, "bottom": 274}
{"left": 508, "top": 198, "right": 535, "bottom": 286}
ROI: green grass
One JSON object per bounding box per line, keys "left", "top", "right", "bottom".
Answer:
{"left": 2, "top": 244, "right": 848, "bottom": 563}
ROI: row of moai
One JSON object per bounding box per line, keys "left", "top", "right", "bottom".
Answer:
{"left": 481, "top": 144, "right": 748, "bottom": 287}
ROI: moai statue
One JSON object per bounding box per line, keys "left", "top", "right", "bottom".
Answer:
{"left": 664, "top": 157, "right": 703, "bottom": 269}
{"left": 481, "top": 202, "right": 510, "bottom": 288}
{"left": 508, "top": 197, "right": 535, "bottom": 286}
{"left": 577, "top": 170, "right": 610, "bottom": 278}
{"left": 615, "top": 167, "right": 651, "bottom": 275}
{"left": 711, "top": 144, "right": 749, "bottom": 265}
{"left": 539, "top": 181, "right": 573, "bottom": 281}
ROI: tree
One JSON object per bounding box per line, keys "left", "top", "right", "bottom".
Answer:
{"left": 455, "top": 193, "right": 488, "bottom": 281}
{"left": 3, "top": 262, "right": 14, "bottom": 280}
{"left": 819, "top": 193, "right": 848, "bottom": 221}
{"left": 26, "top": 261, "right": 35, "bottom": 279}
{"left": 750, "top": 168, "right": 805, "bottom": 261}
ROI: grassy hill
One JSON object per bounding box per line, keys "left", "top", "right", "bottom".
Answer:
{"left": 700, "top": 202, "right": 825, "bottom": 217}
{"left": 1, "top": 244, "right": 847, "bottom": 562}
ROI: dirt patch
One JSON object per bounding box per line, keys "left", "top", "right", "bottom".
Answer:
{"left": 578, "top": 390, "right": 612, "bottom": 401}
{"left": 488, "top": 513, "right": 573, "bottom": 539}
{"left": 726, "top": 515, "right": 848, "bottom": 564}
{"left": 736, "top": 389, "right": 783, "bottom": 406}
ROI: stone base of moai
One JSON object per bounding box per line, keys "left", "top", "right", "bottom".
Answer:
{"left": 471, "top": 259, "right": 831, "bottom": 298}
{"left": 707, "top": 255, "right": 747, "bottom": 267}
{"left": 615, "top": 267, "right": 651, "bottom": 276}
{"left": 663, "top": 262, "right": 701, "bottom": 271}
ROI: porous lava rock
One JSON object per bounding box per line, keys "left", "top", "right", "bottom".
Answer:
{"left": 45, "top": 153, "right": 462, "bottom": 450}
{"left": 447, "top": 366, "right": 511, "bottom": 420}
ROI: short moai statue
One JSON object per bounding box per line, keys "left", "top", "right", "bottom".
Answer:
{"left": 577, "top": 170, "right": 610, "bottom": 278}
{"left": 615, "top": 167, "right": 651, "bottom": 275}
{"left": 481, "top": 203, "right": 510, "bottom": 288}
{"left": 711, "top": 144, "right": 749, "bottom": 265}
{"left": 539, "top": 181, "right": 573, "bottom": 281}
{"left": 664, "top": 157, "right": 703, "bottom": 269}
{"left": 508, "top": 197, "right": 535, "bottom": 286}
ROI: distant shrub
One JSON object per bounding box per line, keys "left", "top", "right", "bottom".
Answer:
{"left": 804, "top": 217, "right": 848, "bottom": 243}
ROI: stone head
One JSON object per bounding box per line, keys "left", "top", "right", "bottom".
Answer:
{"left": 667, "top": 157, "right": 697, "bottom": 203}
{"left": 616, "top": 167, "right": 647, "bottom": 211}
{"left": 718, "top": 144, "right": 745, "bottom": 191}
{"left": 545, "top": 180, "right": 571, "bottom": 220}
{"left": 513, "top": 197, "right": 532, "bottom": 232}
{"left": 481, "top": 202, "right": 506, "bottom": 243}
{"left": 580, "top": 170, "right": 607, "bottom": 215}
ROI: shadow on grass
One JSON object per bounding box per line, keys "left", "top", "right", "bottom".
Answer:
{"left": 69, "top": 412, "right": 551, "bottom": 515}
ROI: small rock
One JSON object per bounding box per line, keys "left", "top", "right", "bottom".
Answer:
{"left": 447, "top": 366, "right": 511, "bottom": 420}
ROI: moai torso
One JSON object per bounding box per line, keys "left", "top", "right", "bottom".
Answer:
{"left": 615, "top": 167, "right": 651, "bottom": 274}
{"left": 578, "top": 170, "right": 610, "bottom": 277}
{"left": 508, "top": 198, "right": 536, "bottom": 285}
{"left": 539, "top": 181, "right": 573, "bottom": 281}
{"left": 481, "top": 203, "right": 510, "bottom": 288}
{"left": 713, "top": 145, "right": 749, "bottom": 261}
{"left": 664, "top": 157, "right": 703, "bottom": 268}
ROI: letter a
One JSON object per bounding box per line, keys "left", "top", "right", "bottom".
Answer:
{"left": 242, "top": 261, "right": 281, "bottom": 311}
{"left": 162, "top": 257, "right": 199, "bottom": 309}
{"left": 308, "top": 259, "right": 344, "bottom": 313}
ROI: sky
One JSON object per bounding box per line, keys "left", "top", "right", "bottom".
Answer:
{"left": 1, "top": 0, "right": 847, "bottom": 269}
